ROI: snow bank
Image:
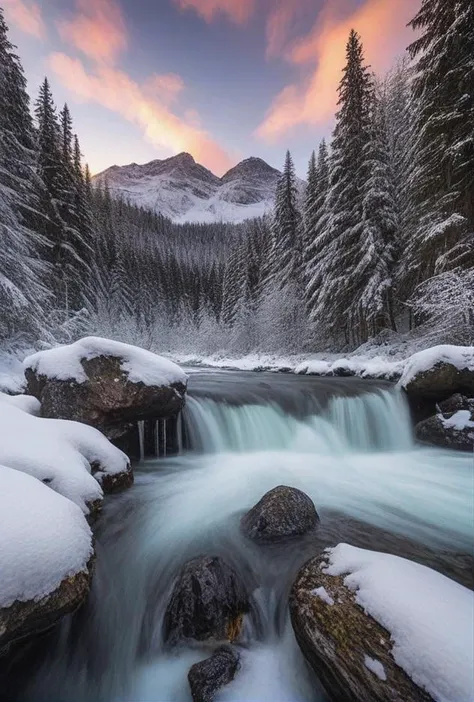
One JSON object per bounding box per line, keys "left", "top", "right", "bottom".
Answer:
{"left": 0, "top": 404, "right": 129, "bottom": 514}
{"left": 324, "top": 544, "right": 474, "bottom": 702}
{"left": 0, "top": 464, "right": 93, "bottom": 608}
{"left": 296, "top": 357, "right": 404, "bottom": 380}
{"left": 0, "top": 391, "right": 40, "bottom": 415}
{"left": 400, "top": 345, "right": 474, "bottom": 389}
{"left": 24, "top": 337, "right": 187, "bottom": 387}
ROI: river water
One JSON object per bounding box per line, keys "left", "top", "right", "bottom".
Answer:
{"left": 9, "top": 372, "right": 474, "bottom": 702}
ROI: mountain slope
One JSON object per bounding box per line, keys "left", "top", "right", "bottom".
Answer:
{"left": 93, "top": 154, "right": 282, "bottom": 224}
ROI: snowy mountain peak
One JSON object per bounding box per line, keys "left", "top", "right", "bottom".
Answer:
{"left": 93, "top": 154, "right": 282, "bottom": 224}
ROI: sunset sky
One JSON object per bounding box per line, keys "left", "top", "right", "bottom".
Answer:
{"left": 3, "top": 0, "right": 416, "bottom": 177}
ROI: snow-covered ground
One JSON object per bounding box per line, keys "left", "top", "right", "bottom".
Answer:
{"left": 324, "top": 544, "right": 474, "bottom": 702}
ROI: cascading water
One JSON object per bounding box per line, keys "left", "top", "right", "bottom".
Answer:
{"left": 10, "top": 372, "right": 473, "bottom": 702}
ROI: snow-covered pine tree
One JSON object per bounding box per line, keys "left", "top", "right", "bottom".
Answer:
{"left": 406, "top": 0, "right": 474, "bottom": 282}
{"left": 358, "top": 84, "right": 397, "bottom": 335}
{"left": 0, "top": 9, "right": 50, "bottom": 340}
{"left": 304, "top": 140, "right": 330, "bottom": 344}
{"left": 315, "top": 30, "right": 373, "bottom": 345}
{"left": 271, "top": 150, "right": 302, "bottom": 291}
{"left": 35, "top": 78, "right": 68, "bottom": 308}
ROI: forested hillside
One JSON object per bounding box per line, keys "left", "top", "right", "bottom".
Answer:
{"left": 0, "top": 0, "right": 472, "bottom": 358}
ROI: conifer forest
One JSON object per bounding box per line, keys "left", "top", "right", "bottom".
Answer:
{"left": 0, "top": 0, "right": 473, "bottom": 359}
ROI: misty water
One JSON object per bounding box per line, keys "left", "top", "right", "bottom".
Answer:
{"left": 14, "top": 372, "right": 474, "bottom": 702}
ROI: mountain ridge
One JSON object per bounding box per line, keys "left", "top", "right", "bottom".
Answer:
{"left": 93, "top": 153, "right": 285, "bottom": 224}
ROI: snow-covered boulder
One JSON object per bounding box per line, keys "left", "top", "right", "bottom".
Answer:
{"left": 290, "top": 544, "right": 474, "bottom": 702}
{"left": 241, "top": 486, "right": 319, "bottom": 543}
{"left": 0, "top": 403, "right": 130, "bottom": 515}
{"left": 24, "top": 337, "right": 188, "bottom": 442}
{"left": 0, "top": 465, "right": 94, "bottom": 653}
{"left": 400, "top": 346, "right": 474, "bottom": 400}
{"left": 415, "top": 396, "right": 474, "bottom": 452}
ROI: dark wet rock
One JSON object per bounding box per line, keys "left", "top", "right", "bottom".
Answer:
{"left": 241, "top": 486, "right": 319, "bottom": 543}
{"left": 90, "top": 460, "right": 134, "bottom": 494}
{"left": 438, "top": 394, "right": 474, "bottom": 416}
{"left": 26, "top": 354, "right": 186, "bottom": 442}
{"left": 188, "top": 646, "right": 240, "bottom": 702}
{"left": 163, "top": 556, "right": 249, "bottom": 647}
{"left": 402, "top": 361, "right": 474, "bottom": 402}
{"left": 0, "top": 563, "right": 93, "bottom": 656}
{"left": 415, "top": 412, "right": 474, "bottom": 452}
{"left": 290, "top": 554, "right": 433, "bottom": 702}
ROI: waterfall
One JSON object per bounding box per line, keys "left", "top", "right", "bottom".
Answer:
{"left": 137, "top": 420, "right": 145, "bottom": 462}
{"left": 183, "top": 388, "right": 413, "bottom": 455}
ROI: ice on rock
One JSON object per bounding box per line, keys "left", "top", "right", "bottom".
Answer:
{"left": 311, "top": 586, "right": 334, "bottom": 606}
{"left": 364, "top": 655, "right": 387, "bottom": 681}
{"left": 24, "top": 336, "right": 187, "bottom": 387}
{"left": 0, "top": 464, "right": 93, "bottom": 608}
{"left": 324, "top": 544, "right": 474, "bottom": 702}
{"left": 0, "top": 403, "right": 129, "bottom": 514}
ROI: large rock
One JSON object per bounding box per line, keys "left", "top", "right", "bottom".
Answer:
{"left": 163, "top": 556, "right": 249, "bottom": 647}
{"left": 290, "top": 553, "right": 433, "bottom": 702}
{"left": 188, "top": 646, "right": 240, "bottom": 702}
{"left": 415, "top": 408, "right": 474, "bottom": 452}
{"left": 0, "top": 465, "right": 94, "bottom": 655}
{"left": 0, "top": 565, "right": 92, "bottom": 655}
{"left": 24, "top": 337, "right": 187, "bottom": 443}
{"left": 400, "top": 346, "right": 474, "bottom": 401}
{"left": 241, "top": 486, "right": 319, "bottom": 543}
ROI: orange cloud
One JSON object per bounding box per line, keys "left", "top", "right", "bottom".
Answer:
{"left": 2, "top": 0, "right": 45, "bottom": 39}
{"left": 144, "top": 73, "right": 185, "bottom": 106}
{"left": 49, "top": 53, "right": 233, "bottom": 175}
{"left": 174, "top": 0, "right": 256, "bottom": 24}
{"left": 257, "top": 0, "right": 414, "bottom": 141}
{"left": 57, "top": 0, "right": 127, "bottom": 64}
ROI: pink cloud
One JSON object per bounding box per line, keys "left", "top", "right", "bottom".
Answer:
{"left": 48, "top": 53, "right": 233, "bottom": 175}
{"left": 173, "top": 0, "right": 256, "bottom": 24}
{"left": 2, "top": 0, "right": 45, "bottom": 39}
{"left": 144, "top": 73, "right": 185, "bottom": 106}
{"left": 57, "top": 0, "right": 127, "bottom": 64}
{"left": 257, "top": 0, "right": 414, "bottom": 141}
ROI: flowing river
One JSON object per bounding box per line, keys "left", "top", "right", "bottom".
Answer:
{"left": 9, "top": 371, "right": 474, "bottom": 702}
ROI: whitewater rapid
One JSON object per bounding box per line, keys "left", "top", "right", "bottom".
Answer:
{"left": 14, "top": 373, "right": 473, "bottom": 702}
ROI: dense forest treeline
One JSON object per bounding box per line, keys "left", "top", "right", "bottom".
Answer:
{"left": 0, "top": 0, "right": 473, "bottom": 357}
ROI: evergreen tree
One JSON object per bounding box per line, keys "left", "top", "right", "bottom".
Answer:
{"left": 271, "top": 150, "right": 302, "bottom": 290}
{"left": 407, "top": 0, "right": 474, "bottom": 281}
{"left": 316, "top": 30, "right": 373, "bottom": 344}
{"left": 304, "top": 140, "right": 330, "bottom": 341}
{"left": 358, "top": 86, "right": 397, "bottom": 334}
{"left": 0, "top": 9, "right": 50, "bottom": 339}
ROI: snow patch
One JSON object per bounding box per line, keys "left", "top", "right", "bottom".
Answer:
{"left": 400, "top": 345, "right": 474, "bottom": 389}
{"left": 0, "top": 464, "right": 93, "bottom": 608}
{"left": 364, "top": 655, "right": 387, "bottom": 681}
{"left": 0, "top": 403, "right": 129, "bottom": 514}
{"left": 24, "top": 336, "right": 187, "bottom": 387}
{"left": 441, "top": 410, "right": 474, "bottom": 431}
{"left": 311, "top": 586, "right": 334, "bottom": 606}
{"left": 324, "top": 544, "right": 474, "bottom": 702}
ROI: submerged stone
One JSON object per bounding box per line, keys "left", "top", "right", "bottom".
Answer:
{"left": 188, "top": 645, "right": 240, "bottom": 702}
{"left": 241, "top": 485, "right": 319, "bottom": 543}
{"left": 163, "top": 556, "right": 249, "bottom": 647}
